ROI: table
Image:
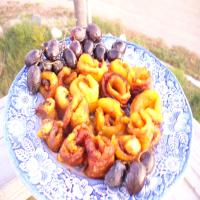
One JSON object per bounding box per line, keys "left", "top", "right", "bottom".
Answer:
{"left": 0, "top": 95, "right": 200, "bottom": 200}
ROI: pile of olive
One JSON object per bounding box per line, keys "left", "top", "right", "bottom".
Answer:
{"left": 25, "top": 23, "right": 126, "bottom": 95}
{"left": 105, "top": 151, "right": 155, "bottom": 195}
{"left": 25, "top": 23, "right": 155, "bottom": 196}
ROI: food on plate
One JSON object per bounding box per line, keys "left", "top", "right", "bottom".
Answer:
{"left": 109, "top": 59, "right": 130, "bottom": 79}
{"left": 94, "top": 43, "right": 107, "bottom": 62}
{"left": 77, "top": 53, "right": 108, "bottom": 82}
{"left": 101, "top": 72, "right": 131, "bottom": 105}
{"left": 70, "top": 26, "right": 86, "bottom": 42}
{"left": 39, "top": 60, "right": 53, "bottom": 72}
{"left": 82, "top": 39, "right": 94, "bottom": 55}
{"left": 37, "top": 119, "right": 64, "bottom": 152}
{"left": 27, "top": 65, "right": 41, "bottom": 95}
{"left": 62, "top": 105, "right": 72, "bottom": 130}
{"left": 39, "top": 71, "right": 58, "bottom": 98}
{"left": 70, "top": 97, "right": 90, "bottom": 128}
{"left": 130, "top": 89, "right": 162, "bottom": 124}
{"left": 63, "top": 48, "right": 77, "bottom": 69}
{"left": 58, "top": 124, "right": 91, "bottom": 166}
{"left": 69, "top": 40, "right": 83, "bottom": 58}
{"left": 128, "top": 67, "right": 151, "bottom": 96}
{"left": 55, "top": 86, "right": 70, "bottom": 111}
{"left": 112, "top": 40, "right": 126, "bottom": 55}
{"left": 125, "top": 161, "right": 146, "bottom": 195}
{"left": 107, "top": 49, "right": 122, "bottom": 62}
{"left": 70, "top": 74, "right": 99, "bottom": 111}
{"left": 52, "top": 60, "right": 64, "bottom": 74}
{"left": 128, "top": 110, "right": 155, "bottom": 151}
{"left": 104, "top": 160, "right": 126, "bottom": 187}
{"left": 57, "top": 67, "right": 76, "bottom": 87}
{"left": 86, "top": 23, "right": 102, "bottom": 42}
{"left": 111, "top": 135, "right": 141, "bottom": 161}
{"left": 36, "top": 98, "right": 57, "bottom": 119}
{"left": 94, "top": 98, "right": 127, "bottom": 138}
{"left": 140, "top": 151, "right": 155, "bottom": 174}
{"left": 44, "top": 39, "right": 60, "bottom": 61}
{"left": 84, "top": 135, "right": 115, "bottom": 178}
{"left": 25, "top": 49, "right": 41, "bottom": 67}
{"left": 25, "top": 22, "right": 163, "bottom": 195}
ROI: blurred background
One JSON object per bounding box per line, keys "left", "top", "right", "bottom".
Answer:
{"left": 0, "top": 0, "right": 199, "bottom": 122}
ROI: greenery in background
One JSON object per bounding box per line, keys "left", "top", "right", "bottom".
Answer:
{"left": 0, "top": 21, "right": 51, "bottom": 96}
{"left": 0, "top": 17, "right": 199, "bottom": 121}
{"left": 93, "top": 16, "right": 124, "bottom": 36}
{"left": 170, "top": 67, "right": 200, "bottom": 122}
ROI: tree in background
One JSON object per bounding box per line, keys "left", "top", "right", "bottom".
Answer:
{"left": 73, "top": 0, "right": 91, "bottom": 26}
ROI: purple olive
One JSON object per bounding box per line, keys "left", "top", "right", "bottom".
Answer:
{"left": 104, "top": 160, "right": 126, "bottom": 187}
{"left": 27, "top": 65, "right": 41, "bottom": 95}
{"left": 39, "top": 61, "right": 52, "bottom": 71}
{"left": 63, "top": 48, "right": 77, "bottom": 69}
{"left": 82, "top": 39, "right": 94, "bottom": 55}
{"left": 112, "top": 40, "right": 126, "bottom": 55}
{"left": 52, "top": 60, "right": 64, "bottom": 74}
{"left": 70, "top": 40, "right": 82, "bottom": 58}
{"left": 107, "top": 49, "right": 122, "bottom": 62}
{"left": 25, "top": 49, "right": 41, "bottom": 67}
{"left": 44, "top": 39, "right": 60, "bottom": 61}
{"left": 140, "top": 151, "right": 155, "bottom": 174}
{"left": 86, "top": 23, "right": 102, "bottom": 42}
{"left": 125, "top": 161, "right": 146, "bottom": 195}
{"left": 70, "top": 26, "right": 86, "bottom": 42}
{"left": 94, "top": 43, "right": 107, "bottom": 62}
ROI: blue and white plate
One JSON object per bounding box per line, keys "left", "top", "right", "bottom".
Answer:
{"left": 4, "top": 36, "right": 193, "bottom": 200}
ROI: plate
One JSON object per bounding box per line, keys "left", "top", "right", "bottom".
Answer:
{"left": 4, "top": 35, "right": 193, "bottom": 200}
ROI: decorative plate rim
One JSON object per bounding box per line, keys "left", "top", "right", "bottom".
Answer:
{"left": 3, "top": 35, "right": 193, "bottom": 200}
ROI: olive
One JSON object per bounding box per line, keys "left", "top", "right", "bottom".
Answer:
{"left": 52, "top": 60, "right": 64, "bottom": 74}
{"left": 125, "top": 161, "right": 146, "bottom": 195}
{"left": 107, "top": 49, "right": 122, "bottom": 62}
{"left": 86, "top": 23, "right": 102, "bottom": 42}
{"left": 38, "top": 62, "right": 43, "bottom": 71}
{"left": 39, "top": 61, "right": 52, "bottom": 71}
{"left": 41, "top": 79, "right": 50, "bottom": 88}
{"left": 27, "top": 65, "right": 41, "bottom": 95}
{"left": 94, "top": 43, "right": 107, "bottom": 62}
{"left": 140, "top": 151, "right": 155, "bottom": 174}
{"left": 63, "top": 48, "right": 77, "bottom": 69}
{"left": 44, "top": 39, "right": 60, "bottom": 61}
{"left": 25, "top": 49, "right": 41, "bottom": 67}
{"left": 112, "top": 40, "right": 126, "bottom": 55}
{"left": 123, "top": 103, "right": 131, "bottom": 117}
{"left": 82, "top": 39, "right": 94, "bottom": 55}
{"left": 104, "top": 160, "right": 126, "bottom": 187}
{"left": 69, "top": 40, "right": 82, "bottom": 58}
{"left": 70, "top": 26, "right": 86, "bottom": 42}
{"left": 43, "top": 41, "right": 48, "bottom": 49}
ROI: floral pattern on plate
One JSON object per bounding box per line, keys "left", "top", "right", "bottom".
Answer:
{"left": 4, "top": 35, "right": 192, "bottom": 200}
